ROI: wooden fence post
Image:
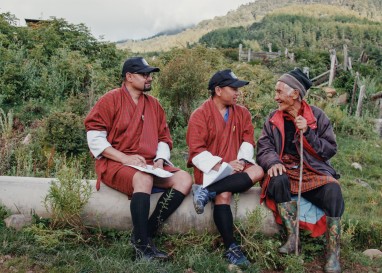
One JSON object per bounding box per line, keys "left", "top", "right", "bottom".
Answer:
{"left": 371, "top": 92, "right": 382, "bottom": 118}
{"left": 239, "top": 44, "right": 242, "bottom": 62}
{"left": 349, "top": 72, "right": 359, "bottom": 114}
{"left": 343, "top": 44, "right": 348, "bottom": 71}
{"left": 355, "top": 85, "right": 366, "bottom": 117}
{"left": 289, "top": 52, "right": 295, "bottom": 62}
{"left": 247, "top": 48, "right": 251, "bottom": 62}
{"left": 328, "top": 49, "right": 336, "bottom": 87}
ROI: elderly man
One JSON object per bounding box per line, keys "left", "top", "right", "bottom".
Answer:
{"left": 256, "top": 68, "right": 344, "bottom": 273}
{"left": 84, "top": 57, "right": 192, "bottom": 260}
{"left": 187, "top": 69, "right": 264, "bottom": 267}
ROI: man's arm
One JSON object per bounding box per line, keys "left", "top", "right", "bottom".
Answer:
{"left": 153, "top": 141, "right": 174, "bottom": 168}
{"left": 186, "top": 110, "right": 222, "bottom": 173}
{"left": 256, "top": 118, "right": 283, "bottom": 172}
{"left": 302, "top": 108, "right": 337, "bottom": 160}
{"left": 87, "top": 130, "right": 146, "bottom": 167}
{"left": 102, "top": 146, "right": 146, "bottom": 167}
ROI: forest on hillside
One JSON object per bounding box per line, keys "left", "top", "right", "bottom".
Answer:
{"left": 200, "top": 7, "right": 382, "bottom": 65}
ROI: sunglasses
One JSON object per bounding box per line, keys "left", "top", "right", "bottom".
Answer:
{"left": 133, "top": 72, "right": 152, "bottom": 79}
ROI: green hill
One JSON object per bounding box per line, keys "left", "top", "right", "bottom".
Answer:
{"left": 200, "top": 4, "right": 382, "bottom": 60}
{"left": 116, "top": 0, "right": 382, "bottom": 53}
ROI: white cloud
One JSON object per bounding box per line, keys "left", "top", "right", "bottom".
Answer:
{"left": 1, "top": 0, "right": 253, "bottom": 42}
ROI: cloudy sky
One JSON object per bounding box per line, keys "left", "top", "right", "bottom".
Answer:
{"left": 1, "top": 0, "right": 254, "bottom": 42}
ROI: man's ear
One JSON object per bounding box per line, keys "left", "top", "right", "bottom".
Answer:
{"left": 292, "top": 89, "right": 300, "bottom": 99}
{"left": 215, "top": 86, "right": 222, "bottom": 96}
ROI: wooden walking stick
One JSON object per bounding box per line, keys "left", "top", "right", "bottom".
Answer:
{"left": 295, "top": 129, "right": 303, "bottom": 255}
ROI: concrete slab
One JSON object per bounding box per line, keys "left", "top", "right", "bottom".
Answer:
{"left": 0, "top": 176, "right": 279, "bottom": 235}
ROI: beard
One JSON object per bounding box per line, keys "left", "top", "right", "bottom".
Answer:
{"left": 143, "top": 83, "right": 152, "bottom": 92}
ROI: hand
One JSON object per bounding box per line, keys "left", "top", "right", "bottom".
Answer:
{"left": 212, "top": 163, "right": 222, "bottom": 172}
{"left": 267, "top": 163, "right": 286, "bottom": 177}
{"left": 295, "top": 115, "right": 308, "bottom": 133}
{"left": 122, "top": 154, "right": 146, "bottom": 168}
{"left": 229, "top": 160, "right": 245, "bottom": 173}
{"left": 153, "top": 159, "right": 164, "bottom": 169}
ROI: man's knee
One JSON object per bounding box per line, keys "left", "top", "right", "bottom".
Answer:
{"left": 246, "top": 164, "right": 264, "bottom": 182}
{"left": 132, "top": 172, "right": 154, "bottom": 193}
{"left": 215, "top": 192, "right": 232, "bottom": 205}
{"left": 323, "top": 183, "right": 342, "bottom": 200}
{"left": 323, "top": 183, "right": 344, "bottom": 217}
{"left": 268, "top": 173, "right": 290, "bottom": 192}
{"left": 267, "top": 173, "right": 291, "bottom": 203}
{"left": 172, "top": 170, "right": 192, "bottom": 194}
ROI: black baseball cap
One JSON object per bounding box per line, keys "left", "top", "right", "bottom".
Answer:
{"left": 121, "top": 57, "right": 160, "bottom": 77}
{"left": 208, "top": 69, "right": 249, "bottom": 90}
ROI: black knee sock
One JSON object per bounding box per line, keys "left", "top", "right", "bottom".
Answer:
{"left": 130, "top": 192, "right": 150, "bottom": 246}
{"left": 214, "top": 204, "right": 235, "bottom": 249}
{"left": 148, "top": 188, "right": 185, "bottom": 237}
{"left": 207, "top": 172, "right": 253, "bottom": 194}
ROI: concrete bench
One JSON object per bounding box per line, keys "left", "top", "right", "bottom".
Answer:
{"left": 0, "top": 176, "right": 279, "bottom": 235}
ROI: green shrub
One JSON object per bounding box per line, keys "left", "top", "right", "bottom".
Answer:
{"left": 158, "top": 48, "right": 212, "bottom": 128}
{"left": 0, "top": 205, "right": 11, "bottom": 227}
{"left": 44, "top": 164, "right": 92, "bottom": 230}
{"left": 43, "top": 112, "right": 87, "bottom": 155}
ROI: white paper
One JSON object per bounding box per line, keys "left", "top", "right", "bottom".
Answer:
{"left": 127, "top": 164, "right": 174, "bottom": 178}
{"left": 202, "top": 162, "right": 233, "bottom": 188}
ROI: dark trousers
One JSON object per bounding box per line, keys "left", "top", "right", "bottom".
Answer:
{"left": 267, "top": 174, "right": 345, "bottom": 217}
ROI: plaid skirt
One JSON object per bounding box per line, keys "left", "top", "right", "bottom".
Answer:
{"left": 282, "top": 154, "right": 338, "bottom": 194}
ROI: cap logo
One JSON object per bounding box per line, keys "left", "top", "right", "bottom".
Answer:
{"left": 141, "top": 59, "right": 149, "bottom": 66}
{"left": 229, "top": 71, "right": 238, "bottom": 79}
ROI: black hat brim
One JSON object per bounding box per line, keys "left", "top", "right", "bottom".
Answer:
{"left": 136, "top": 66, "right": 160, "bottom": 73}
{"left": 227, "top": 79, "right": 249, "bottom": 88}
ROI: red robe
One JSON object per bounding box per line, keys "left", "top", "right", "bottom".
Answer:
{"left": 186, "top": 98, "right": 255, "bottom": 184}
{"left": 84, "top": 85, "right": 178, "bottom": 197}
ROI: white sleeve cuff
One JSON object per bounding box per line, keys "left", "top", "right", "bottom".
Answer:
{"left": 87, "top": 130, "right": 111, "bottom": 159}
{"left": 192, "top": 150, "right": 222, "bottom": 174}
{"left": 154, "top": 142, "right": 174, "bottom": 166}
{"left": 237, "top": 142, "right": 255, "bottom": 164}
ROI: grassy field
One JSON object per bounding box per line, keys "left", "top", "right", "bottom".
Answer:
{"left": 1, "top": 132, "right": 381, "bottom": 273}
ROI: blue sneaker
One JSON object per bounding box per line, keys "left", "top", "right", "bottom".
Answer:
{"left": 192, "top": 184, "right": 215, "bottom": 214}
{"left": 225, "top": 243, "right": 250, "bottom": 268}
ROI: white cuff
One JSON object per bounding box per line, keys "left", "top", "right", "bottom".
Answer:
{"left": 237, "top": 142, "right": 255, "bottom": 164}
{"left": 192, "top": 151, "right": 222, "bottom": 174}
{"left": 154, "top": 142, "right": 174, "bottom": 166}
{"left": 87, "top": 130, "right": 111, "bottom": 159}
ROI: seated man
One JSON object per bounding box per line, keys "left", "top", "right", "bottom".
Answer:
{"left": 256, "top": 68, "right": 344, "bottom": 273}
{"left": 187, "top": 69, "right": 264, "bottom": 267}
{"left": 84, "top": 57, "right": 192, "bottom": 260}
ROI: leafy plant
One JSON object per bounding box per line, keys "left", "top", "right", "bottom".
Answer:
{"left": 44, "top": 163, "right": 92, "bottom": 230}
{"left": 43, "top": 111, "right": 88, "bottom": 155}
{"left": 0, "top": 107, "right": 13, "bottom": 139}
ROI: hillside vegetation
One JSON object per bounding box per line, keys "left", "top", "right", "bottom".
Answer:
{"left": 117, "top": 0, "right": 382, "bottom": 53}
{"left": 199, "top": 4, "right": 382, "bottom": 64}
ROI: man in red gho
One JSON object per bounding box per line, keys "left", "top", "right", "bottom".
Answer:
{"left": 84, "top": 57, "right": 192, "bottom": 260}
{"left": 256, "top": 68, "right": 344, "bottom": 273}
{"left": 187, "top": 69, "right": 264, "bottom": 267}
